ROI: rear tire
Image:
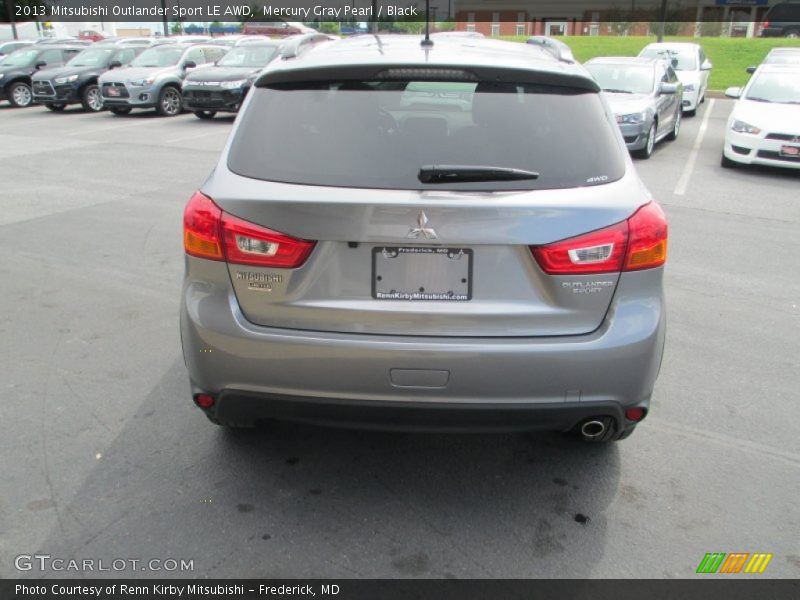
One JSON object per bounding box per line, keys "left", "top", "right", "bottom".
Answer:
{"left": 633, "top": 122, "right": 656, "bottom": 159}
{"left": 109, "top": 106, "right": 132, "bottom": 115}
{"left": 8, "top": 82, "right": 33, "bottom": 107}
{"left": 720, "top": 153, "right": 739, "bottom": 169}
{"left": 194, "top": 110, "right": 216, "bottom": 120}
{"left": 156, "top": 86, "right": 183, "bottom": 116}
{"left": 685, "top": 107, "right": 697, "bottom": 117}
{"left": 785, "top": 29, "right": 800, "bottom": 38}
{"left": 81, "top": 84, "right": 103, "bottom": 112}
{"left": 45, "top": 103, "right": 67, "bottom": 112}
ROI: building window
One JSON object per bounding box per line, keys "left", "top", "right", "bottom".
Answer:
{"left": 466, "top": 23, "right": 476, "bottom": 32}
{"left": 517, "top": 12, "right": 526, "bottom": 23}
{"left": 492, "top": 12, "right": 500, "bottom": 23}
{"left": 516, "top": 24, "right": 525, "bottom": 36}
{"left": 491, "top": 23, "right": 500, "bottom": 37}
{"left": 467, "top": 12, "right": 475, "bottom": 23}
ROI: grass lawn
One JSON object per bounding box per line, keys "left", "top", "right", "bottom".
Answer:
{"left": 501, "top": 35, "right": 800, "bottom": 90}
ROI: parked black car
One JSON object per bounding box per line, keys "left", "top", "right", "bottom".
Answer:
{"left": 761, "top": 0, "right": 800, "bottom": 37}
{"left": 0, "top": 45, "right": 84, "bottom": 107}
{"left": 32, "top": 45, "right": 145, "bottom": 112}
{"left": 182, "top": 41, "right": 283, "bottom": 118}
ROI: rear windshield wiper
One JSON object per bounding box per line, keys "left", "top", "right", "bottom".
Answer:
{"left": 418, "top": 165, "right": 540, "bottom": 184}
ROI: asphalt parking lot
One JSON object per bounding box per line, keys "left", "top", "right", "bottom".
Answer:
{"left": 1, "top": 100, "right": 798, "bottom": 579}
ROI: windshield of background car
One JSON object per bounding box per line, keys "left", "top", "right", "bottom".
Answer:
{"left": 228, "top": 79, "right": 626, "bottom": 191}
{"left": 67, "top": 48, "right": 114, "bottom": 67}
{"left": 218, "top": 46, "right": 277, "bottom": 67}
{"left": 585, "top": 63, "right": 655, "bottom": 94}
{"left": 746, "top": 72, "right": 800, "bottom": 104}
{"left": 0, "top": 49, "right": 38, "bottom": 67}
{"left": 131, "top": 46, "right": 183, "bottom": 67}
{"left": 640, "top": 47, "right": 697, "bottom": 71}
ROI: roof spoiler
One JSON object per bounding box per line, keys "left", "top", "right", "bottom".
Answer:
{"left": 279, "top": 33, "right": 335, "bottom": 60}
{"left": 525, "top": 36, "right": 575, "bottom": 64}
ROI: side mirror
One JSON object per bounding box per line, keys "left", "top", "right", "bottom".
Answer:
{"left": 109, "top": 60, "right": 122, "bottom": 69}
{"left": 701, "top": 60, "right": 713, "bottom": 71}
{"left": 660, "top": 82, "right": 679, "bottom": 95}
{"left": 671, "top": 57, "right": 679, "bottom": 68}
{"left": 746, "top": 66, "right": 756, "bottom": 74}
{"left": 725, "top": 87, "right": 742, "bottom": 99}
{"left": 35, "top": 60, "right": 47, "bottom": 70}
{"left": 183, "top": 60, "right": 197, "bottom": 70}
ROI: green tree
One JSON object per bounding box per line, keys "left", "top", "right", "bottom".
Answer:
{"left": 318, "top": 22, "right": 340, "bottom": 35}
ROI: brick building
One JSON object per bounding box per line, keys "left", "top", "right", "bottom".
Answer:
{"left": 454, "top": 0, "right": 780, "bottom": 38}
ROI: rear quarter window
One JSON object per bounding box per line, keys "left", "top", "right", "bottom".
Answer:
{"left": 228, "top": 80, "right": 626, "bottom": 191}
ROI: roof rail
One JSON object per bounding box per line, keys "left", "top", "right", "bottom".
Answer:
{"left": 525, "top": 36, "right": 575, "bottom": 64}
{"left": 280, "top": 33, "right": 334, "bottom": 60}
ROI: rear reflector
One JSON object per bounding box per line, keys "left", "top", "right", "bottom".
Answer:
{"left": 194, "top": 393, "right": 215, "bottom": 409}
{"left": 183, "top": 191, "right": 315, "bottom": 268}
{"left": 531, "top": 201, "right": 667, "bottom": 275}
{"left": 625, "top": 407, "right": 646, "bottom": 422}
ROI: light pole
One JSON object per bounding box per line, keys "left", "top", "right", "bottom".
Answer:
{"left": 5, "top": 0, "right": 18, "bottom": 40}
{"left": 657, "top": 0, "right": 668, "bottom": 42}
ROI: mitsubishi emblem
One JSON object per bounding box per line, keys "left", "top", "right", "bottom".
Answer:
{"left": 407, "top": 210, "right": 438, "bottom": 239}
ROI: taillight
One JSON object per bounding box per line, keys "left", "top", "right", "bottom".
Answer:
{"left": 184, "top": 191, "right": 223, "bottom": 261}
{"left": 183, "top": 191, "right": 315, "bottom": 268}
{"left": 531, "top": 221, "right": 628, "bottom": 275}
{"left": 221, "top": 212, "right": 315, "bottom": 268}
{"left": 531, "top": 201, "right": 667, "bottom": 275}
{"left": 624, "top": 201, "right": 668, "bottom": 271}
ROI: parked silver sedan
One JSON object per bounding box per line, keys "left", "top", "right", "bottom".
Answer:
{"left": 585, "top": 57, "right": 683, "bottom": 159}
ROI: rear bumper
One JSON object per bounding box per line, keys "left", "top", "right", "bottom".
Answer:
{"left": 181, "top": 259, "right": 665, "bottom": 431}
{"left": 212, "top": 392, "right": 633, "bottom": 433}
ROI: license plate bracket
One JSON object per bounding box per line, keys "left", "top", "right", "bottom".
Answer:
{"left": 779, "top": 144, "right": 800, "bottom": 157}
{"left": 372, "top": 246, "right": 473, "bottom": 301}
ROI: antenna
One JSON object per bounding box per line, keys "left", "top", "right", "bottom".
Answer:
{"left": 421, "top": 0, "right": 434, "bottom": 47}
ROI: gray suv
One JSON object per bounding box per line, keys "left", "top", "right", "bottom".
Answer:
{"left": 180, "top": 36, "right": 668, "bottom": 442}
{"left": 98, "top": 43, "right": 228, "bottom": 116}
{"left": 585, "top": 57, "right": 683, "bottom": 159}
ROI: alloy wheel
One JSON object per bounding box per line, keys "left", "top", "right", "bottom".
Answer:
{"left": 86, "top": 87, "right": 102, "bottom": 111}
{"left": 12, "top": 84, "right": 32, "bottom": 107}
{"left": 161, "top": 88, "right": 181, "bottom": 116}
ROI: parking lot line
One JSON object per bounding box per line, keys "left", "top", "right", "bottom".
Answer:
{"left": 673, "top": 99, "right": 716, "bottom": 196}
{"left": 165, "top": 130, "right": 226, "bottom": 144}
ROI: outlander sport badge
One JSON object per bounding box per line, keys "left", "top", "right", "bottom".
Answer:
{"left": 407, "top": 211, "right": 437, "bottom": 239}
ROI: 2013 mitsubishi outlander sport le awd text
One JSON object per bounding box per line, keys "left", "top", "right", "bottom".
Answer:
{"left": 180, "top": 35, "right": 668, "bottom": 442}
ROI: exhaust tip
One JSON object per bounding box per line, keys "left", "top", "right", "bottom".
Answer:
{"left": 580, "top": 419, "right": 606, "bottom": 439}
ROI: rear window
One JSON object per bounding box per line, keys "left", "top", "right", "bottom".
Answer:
{"left": 228, "top": 80, "right": 626, "bottom": 191}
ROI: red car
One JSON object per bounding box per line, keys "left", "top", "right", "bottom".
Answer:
{"left": 242, "top": 21, "right": 315, "bottom": 37}
{"left": 78, "top": 30, "right": 106, "bottom": 42}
